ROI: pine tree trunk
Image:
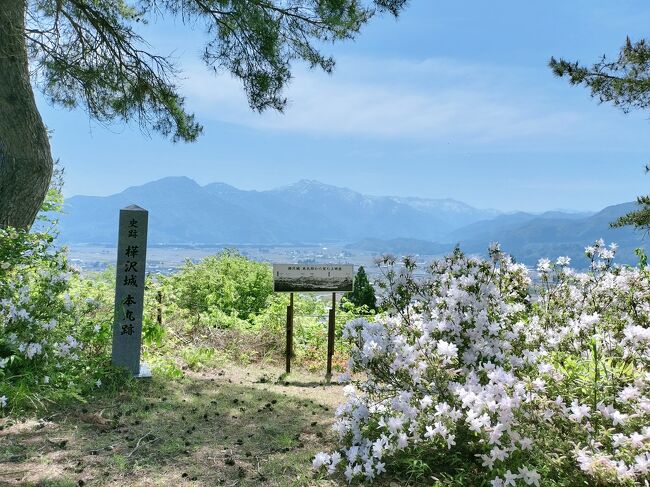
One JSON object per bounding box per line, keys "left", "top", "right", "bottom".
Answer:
{"left": 0, "top": 0, "right": 53, "bottom": 230}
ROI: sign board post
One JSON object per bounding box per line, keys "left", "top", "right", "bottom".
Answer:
{"left": 274, "top": 264, "right": 353, "bottom": 377}
{"left": 285, "top": 293, "right": 294, "bottom": 374}
{"left": 111, "top": 205, "right": 150, "bottom": 378}
{"left": 326, "top": 292, "right": 336, "bottom": 379}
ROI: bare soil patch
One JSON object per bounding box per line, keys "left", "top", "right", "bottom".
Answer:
{"left": 0, "top": 364, "right": 347, "bottom": 487}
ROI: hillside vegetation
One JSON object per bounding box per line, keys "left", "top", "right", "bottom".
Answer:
{"left": 3, "top": 204, "right": 650, "bottom": 486}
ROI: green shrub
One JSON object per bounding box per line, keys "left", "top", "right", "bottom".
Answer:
{"left": 170, "top": 250, "right": 273, "bottom": 325}
{"left": 0, "top": 226, "right": 116, "bottom": 413}
{"left": 181, "top": 346, "right": 217, "bottom": 370}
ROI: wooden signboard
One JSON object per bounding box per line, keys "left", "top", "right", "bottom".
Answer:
{"left": 273, "top": 264, "right": 354, "bottom": 292}
{"left": 274, "top": 264, "right": 354, "bottom": 379}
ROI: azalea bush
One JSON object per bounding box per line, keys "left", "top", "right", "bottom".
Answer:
{"left": 0, "top": 226, "right": 116, "bottom": 413}
{"left": 314, "top": 241, "right": 650, "bottom": 486}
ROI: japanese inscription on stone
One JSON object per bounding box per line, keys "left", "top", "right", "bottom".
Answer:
{"left": 111, "top": 205, "right": 148, "bottom": 375}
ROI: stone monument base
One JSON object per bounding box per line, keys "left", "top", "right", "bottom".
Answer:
{"left": 136, "top": 362, "right": 152, "bottom": 379}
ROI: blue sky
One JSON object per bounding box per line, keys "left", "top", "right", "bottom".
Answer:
{"left": 38, "top": 0, "right": 650, "bottom": 212}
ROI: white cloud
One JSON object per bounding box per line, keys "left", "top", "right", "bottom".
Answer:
{"left": 178, "top": 56, "right": 591, "bottom": 143}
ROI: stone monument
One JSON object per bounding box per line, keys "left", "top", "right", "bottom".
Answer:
{"left": 111, "top": 205, "right": 151, "bottom": 377}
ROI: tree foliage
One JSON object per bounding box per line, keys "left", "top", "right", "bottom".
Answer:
{"left": 550, "top": 38, "right": 650, "bottom": 231}
{"left": 24, "top": 0, "right": 408, "bottom": 142}
{"left": 550, "top": 37, "right": 650, "bottom": 114}
{"left": 611, "top": 165, "right": 650, "bottom": 230}
{"left": 345, "top": 265, "right": 376, "bottom": 310}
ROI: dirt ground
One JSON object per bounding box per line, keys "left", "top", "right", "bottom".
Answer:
{"left": 0, "top": 364, "right": 350, "bottom": 487}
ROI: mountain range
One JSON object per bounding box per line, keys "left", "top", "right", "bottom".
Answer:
{"left": 58, "top": 177, "right": 647, "bottom": 266}
{"left": 59, "top": 177, "right": 497, "bottom": 244}
{"left": 452, "top": 202, "right": 644, "bottom": 266}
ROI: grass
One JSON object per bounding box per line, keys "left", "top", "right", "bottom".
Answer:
{"left": 0, "top": 363, "right": 347, "bottom": 487}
